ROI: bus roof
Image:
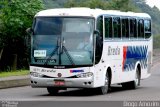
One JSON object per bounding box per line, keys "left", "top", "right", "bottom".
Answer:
{"left": 35, "top": 7, "right": 151, "bottom": 18}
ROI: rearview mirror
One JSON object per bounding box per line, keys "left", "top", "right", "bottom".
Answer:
{"left": 94, "top": 30, "right": 100, "bottom": 36}
{"left": 25, "top": 28, "right": 32, "bottom": 46}
{"left": 26, "top": 28, "right": 33, "bottom": 35}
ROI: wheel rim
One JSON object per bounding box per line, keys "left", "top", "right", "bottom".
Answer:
{"left": 105, "top": 75, "right": 109, "bottom": 86}
{"left": 101, "top": 73, "right": 109, "bottom": 94}
{"left": 135, "top": 69, "right": 139, "bottom": 86}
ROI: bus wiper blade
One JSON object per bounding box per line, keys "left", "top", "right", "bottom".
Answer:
{"left": 62, "top": 45, "right": 75, "bottom": 65}
{"left": 44, "top": 46, "right": 59, "bottom": 65}
{"left": 44, "top": 38, "right": 60, "bottom": 65}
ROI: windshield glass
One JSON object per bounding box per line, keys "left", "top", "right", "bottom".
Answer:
{"left": 31, "top": 17, "right": 94, "bottom": 66}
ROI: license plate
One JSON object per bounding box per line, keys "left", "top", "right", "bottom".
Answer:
{"left": 54, "top": 81, "right": 65, "bottom": 86}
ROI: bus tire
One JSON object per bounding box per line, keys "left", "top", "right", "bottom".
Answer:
{"left": 122, "top": 67, "right": 140, "bottom": 89}
{"left": 98, "top": 71, "right": 109, "bottom": 95}
{"left": 47, "top": 87, "right": 59, "bottom": 95}
{"left": 132, "top": 67, "right": 140, "bottom": 89}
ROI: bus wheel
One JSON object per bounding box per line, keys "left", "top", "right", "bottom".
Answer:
{"left": 98, "top": 72, "right": 109, "bottom": 95}
{"left": 47, "top": 87, "right": 59, "bottom": 95}
{"left": 132, "top": 67, "right": 140, "bottom": 89}
{"left": 122, "top": 67, "right": 140, "bottom": 89}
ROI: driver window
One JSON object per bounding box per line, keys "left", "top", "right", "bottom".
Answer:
{"left": 96, "top": 16, "right": 103, "bottom": 64}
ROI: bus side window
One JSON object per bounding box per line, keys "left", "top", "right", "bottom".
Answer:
{"left": 130, "top": 18, "right": 137, "bottom": 39}
{"left": 144, "top": 19, "right": 151, "bottom": 39}
{"left": 122, "top": 18, "right": 129, "bottom": 39}
{"left": 95, "top": 16, "right": 103, "bottom": 64}
{"left": 97, "top": 16, "right": 103, "bottom": 37}
{"left": 138, "top": 19, "right": 144, "bottom": 39}
{"left": 105, "top": 17, "right": 112, "bottom": 38}
{"left": 113, "top": 17, "right": 121, "bottom": 38}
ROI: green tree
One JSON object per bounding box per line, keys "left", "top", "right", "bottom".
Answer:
{"left": 107, "top": 0, "right": 136, "bottom": 11}
{"left": 0, "top": 0, "right": 44, "bottom": 70}
{"left": 64, "top": 0, "right": 109, "bottom": 9}
{"left": 64, "top": 0, "right": 135, "bottom": 11}
{"left": 43, "top": 0, "right": 67, "bottom": 9}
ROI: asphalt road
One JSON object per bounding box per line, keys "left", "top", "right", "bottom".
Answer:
{"left": 0, "top": 62, "right": 160, "bottom": 102}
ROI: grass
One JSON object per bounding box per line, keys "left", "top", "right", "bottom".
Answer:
{"left": 0, "top": 70, "right": 29, "bottom": 78}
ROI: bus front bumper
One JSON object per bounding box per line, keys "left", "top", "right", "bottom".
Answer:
{"left": 30, "top": 76, "right": 94, "bottom": 88}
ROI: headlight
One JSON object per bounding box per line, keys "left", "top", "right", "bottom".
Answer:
{"left": 30, "top": 72, "right": 44, "bottom": 77}
{"left": 76, "top": 72, "right": 93, "bottom": 78}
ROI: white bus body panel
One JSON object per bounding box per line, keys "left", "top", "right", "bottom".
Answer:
{"left": 30, "top": 66, "right": 99, "bottom": 88}
{"left": 99, "top": 38, "right": 152, "bottom": 85}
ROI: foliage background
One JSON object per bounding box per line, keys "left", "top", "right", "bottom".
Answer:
{"left": 0, "top": 0, "right": 44, "bottom": 70}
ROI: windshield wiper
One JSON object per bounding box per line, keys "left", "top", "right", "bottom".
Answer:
{"left": 59, "top": 37, "right": 75, "bottom": 65}
{"left": 44, "top": 38, "right": 59, "bottom": 65}
{"left": 62, "top": 45, "right": 75, "bottom": 65}
{"left": 44, "top": 37, "right": 75, "bottom": 66}
{"left": 44, "top": 46, "right": 59, "bottom": 65}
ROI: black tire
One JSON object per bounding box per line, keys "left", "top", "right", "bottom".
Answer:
{"left": 98, "top": 72, "right": 109, "bottom": 95}
{"left": 122, "top": 68, "right": 140, "bottom": 89}
{"left": 132, "top": 67, "right": 140, "bottom": 89}
{"left": 47, "top": 87, "right": 59, "bottom": 95}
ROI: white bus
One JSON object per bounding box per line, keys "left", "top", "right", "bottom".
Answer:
{"left": 27, "top": 8, "right": 152, "bottom": 95}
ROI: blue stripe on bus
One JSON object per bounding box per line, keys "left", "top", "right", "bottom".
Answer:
{"left": 123, "top": 46, "right": 148, "bottom": 72}
{"left": 70, "top": 70, "right": 84, "bottom": 73}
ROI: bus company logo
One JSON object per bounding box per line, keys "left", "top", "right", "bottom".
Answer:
{"left": 41, "top": 69, "right": 56, "bottom": 73}
{"left": 57, "top": 73, "right": 62, "bottom": 77}
{"left": 108, "top": 46, "right": 120, "bottom": 56}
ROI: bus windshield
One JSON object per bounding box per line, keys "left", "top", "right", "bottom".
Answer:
{"left": 31, "top": 17, "right": 94, "bottom": 66}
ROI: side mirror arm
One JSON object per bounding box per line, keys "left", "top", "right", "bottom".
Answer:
{"left": 26, "top": 28, "right": 33, "bottom": 35}
{"left": 94, "top": 30, "right": 100, "bottom": 36}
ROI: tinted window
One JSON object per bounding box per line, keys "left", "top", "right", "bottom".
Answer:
{"left": 97, "top": 16, "right": 103, "bottom": 37}
{"left": 138, "top": 19, "right": 144, "bottom": 38}
{"left": 34, "top": 17, "right": 62, "bottom": 35}
{"left": 96, "top": 16, "right": 103, "bottom": 64}
{"left": 113, "top": 17, "right": 121, "bottom": 38}
{"left": 105, "top": 17, "right": 112, "bottom": 38}
{"left": 130, "top": 18, "right": 137, "bottom": 38}
{"left": 144, "top": 20, "right": 151, "bottom": 39}
{"left": 122, "top": 18, "right": 129, "bottom": 38}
